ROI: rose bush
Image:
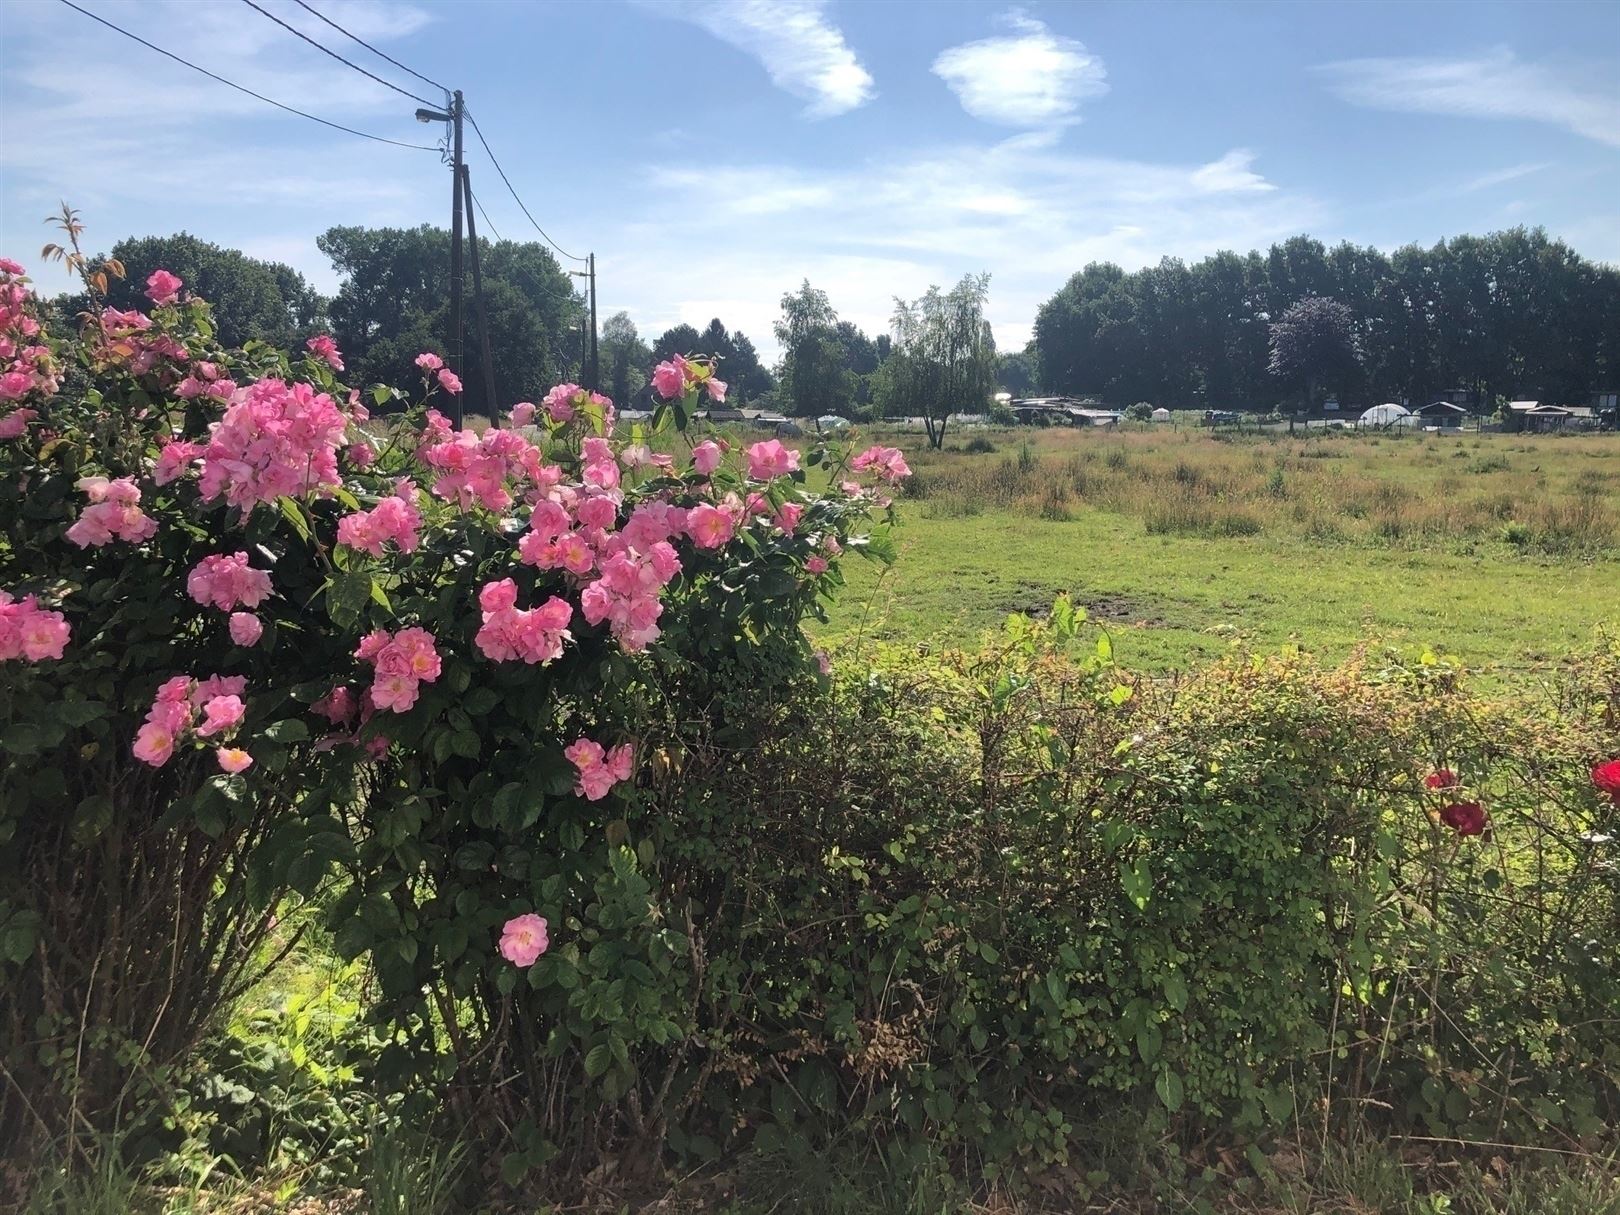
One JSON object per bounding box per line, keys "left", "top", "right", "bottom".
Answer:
{"left": 0, "top": 230, "right": 897, "bottom": 1151}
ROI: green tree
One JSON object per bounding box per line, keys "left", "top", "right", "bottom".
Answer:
{"left": 1267, "top": 296, "right": 1362, "bottom": 409}
{"left": 85, "top": 232, "right": 322, "bottom": 350}
{"left": 599, "top": 311, "right": 651, "bottom": 410}
{"left": 318, "top": 224, "right": 582, "bottom": 411}
{"left": 996, "top": 350, "right": 1037, "bottom": 396}
{"left": 773, "top": 280, "right": 848, "bottom": 417}
{"left": 879, "top": 273, "right": 996, "bottom": 448}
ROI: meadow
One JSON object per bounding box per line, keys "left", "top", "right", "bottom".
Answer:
{"left": 816, "top": 424, "right": 1620, "bottom": 679}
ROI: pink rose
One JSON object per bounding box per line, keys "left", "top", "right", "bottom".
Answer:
{"left": 747, "top": 439, "right": 800, "bottom": 481}
{"left": 691, "top": 440, "right": 722, "bottom": 475}
{"left": 145, "top": 269, "right": 182, "bottom": 306}
{"left": 510, "top": 401, "right": 536, "bottom": 426}
{"left": 305, "top": 334, "right": 344, "bottom": 371}
{"left": 132, "top": 721, "right": 176, "bottom": 767}
{"left": 196, "top": 694, "right": 246, "bottom": 738}
{"left": 216, "top": 747, "right": 254, "bottom": 774}
{"left": 651, "top": 360, "right": 685, "bottom": 400}
{"left": 228, "top": 612, "right": 263, "bottom": 646}
{"left": 437, "top": 368, "right": 463, "bottom": 395}
{"left": 498, "top": 913, "right": 550, "bottom": 967}
{"left": 685, "top": 503, "right": 734, "bottom": 549}
{"left": 415, "top": 351, "right": 444, "bottom": 372}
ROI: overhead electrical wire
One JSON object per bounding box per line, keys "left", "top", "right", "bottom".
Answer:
{"left": 237, "top": 0, "right": 436, "bottom": 107}
{"left": 465, "top": 109, "right": 588, "bottom": 263}
{"left": 290, "top": 0, "right": 449, "bottom": 96}
{"left": 468, "top": 187, "right": 504, "bottom": 243}
{"left": 57, "top": 0, "right": 440, "bottom": 151}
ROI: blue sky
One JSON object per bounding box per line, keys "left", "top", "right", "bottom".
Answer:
{"left": 3, "top": 0, "right": 1617, "bottom": 360}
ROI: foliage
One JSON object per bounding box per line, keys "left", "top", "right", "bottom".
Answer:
{"left": 652, "top": 318, "right": 774, "bottom": 406}
{"left": 317, "top": 224, "right": 584, "bottom": 410}
{"left": 1032, "top": 228, "right": 1620, "bottom": 407}
{"left": 877, "top": 273, "right": 996, "bottom": 448}
{"left": 1268, "top": 294, "right": 1362, "bottom": 407}
{"left": 75, "top": 232, "right": 323, "bottom": 352}
{"left": 0, "top": 228, "right": 891, "bottom": 1159}
{"left": 774, "top": 280, "right": 852, "bottom": 418}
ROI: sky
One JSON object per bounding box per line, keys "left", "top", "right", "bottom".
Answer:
{"left": 2, "top": 0, "right": 1617, "bottom": 362}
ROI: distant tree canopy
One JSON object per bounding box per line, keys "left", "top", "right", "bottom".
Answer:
{"left": 769, "top": 282, "right": 893, "bottom": 417}
{"left": 1032, "top": 229, "right": 1620, "bottom": 408}
{"left": 1268, "top": 296, "right": 1362, "bottom": 408}
{"left": 647, "top": 319, "right": 773, "bottom": 404}
{"left": 600, "top": 311, "right": 652, "bottom": 410}
{"left": 318, "top": 224, "right": 584, "bottom": 412}
{"left": 84, "top": 233, "right": 322, "bottom": 350}
{"left": 874, "top": 273, "right": 996, "bottom": 448}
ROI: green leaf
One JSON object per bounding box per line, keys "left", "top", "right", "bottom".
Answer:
{"left": 1155, "top": 1070, "right": 1185, "bottom": 1113}
{"left": 1163, "top": 971, "right": 1188, "bottom": 1013}
{"left": 584, "top": 1043, "right": 612, "bottom": 1079}
{"left": 263, "top": 718, "right": 309, "bottom": 743}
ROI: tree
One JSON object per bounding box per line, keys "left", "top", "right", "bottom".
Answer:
{"left": 1267, "top": 296, "right": 1361, "bottom": 409}
{"left": 86, "top": 233, "right": 322, "bottom": 350}
{"left": 318, "top": 224, "right": 582, "bottom": 412}
{"left": 878, "top": 273, "right": 995, "bottom": 449}
{"left": 599, "top": 311, "right": 651, "bottom": 410}
{"left": 996, "top": 350, "right": 1036, "bottom": 396}
{"left": 773, "top": 280, "right": 847, "bottom": 417}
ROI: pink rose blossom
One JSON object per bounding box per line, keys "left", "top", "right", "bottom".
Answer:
{"left": 196, "top": 378, "right": 348, "bottom": 512}
{"left": 187, "top": 552, "right": 272, "bottom": 611}
{"left": 651, "top": 360, "right": 685, "bottom": 400}
{"left": 216, "top": 747, "right": 254, "bottom": 774}
{"left": 0, "top": 408, "right": 35, "bottom": 439}
{"left": 415, "top": 351, "right": 444, "bottom": 372}
{"left": 510, "top": 401, "right": 536, "bottom": 426}
{"left": 498, "top": 913, "right": 550, "bottom": 967}
{"left": 686, "top": 503, "right": 734, "bottom": 549}
{"left": 691, "top": 441, "right": 723, "bottom": 475}
{"left": 706, "top": 376, "right": 727, "bottom": 402}
{"left": 228, "top": 612, "right": 263, "bottom": 647}
{"left": 805, "top": 555, "right": 828, "bottom": 574}
{"left": 851, "top": 444, "right": 912, "bottom": 483}
{"left": 747, "top": 439, "right": 800, "bottom": 481}
{"left": 305, "top": 334, "right": 344, "bottom": 370}
{"left": 196, "top": 694, "right": 246, "bottom": 738}
{"left": 542, "top": 383, "right": 579, "bottom": 423}
{"left": 347, "top": 441, "right": 375, "bottom": 467}
{"left": 133, "top": 721, "right": 176, "bottom": 767}
{"left": 0, "top": 591, "right": 70, "bottom": 662}
{"left": 565, "top": 736, "right": 634, "bottom": 801}
{"left": 437, "top": 367, "right": 463, "bottom": 395}
{"left": 145, "top": 269, "right": 182, "bottom": 306}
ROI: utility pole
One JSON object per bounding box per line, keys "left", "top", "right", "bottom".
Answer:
{"left": 416, "top": 90, "right": 466, "bottom": 427}
{"left": 460, "top": 164, "right": 499, "bottom": 424}
{"left": 587, "top": 253, "right": 598, "bottom": 393}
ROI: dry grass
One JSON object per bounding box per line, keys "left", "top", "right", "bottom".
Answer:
{"left": 893, "top": 426, "right": 1620, "bottom": 557}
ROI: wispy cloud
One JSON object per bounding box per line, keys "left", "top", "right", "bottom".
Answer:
{"left": 1458, "top": 162, "right": 1551, "bottom": 193}
{"left": 932, "top": 9, "right": 1107, "bottom": 128}
{"left": 1318, "top": 50, "right": 1620, "bottom": 149}
{"left": 618, "top": 140, "right": 1319, "bottom": 356}
{"left": 649, "top": 0, "right": 875, "bottom": 118}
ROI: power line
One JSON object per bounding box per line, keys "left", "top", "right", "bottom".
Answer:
{"left": 290, "top": 0, "right": 449, "bottom": 96}
{"left": 58, "top": 0, "right": 440, "bottom": 152}
{"left": 465, "top": 109, "right": 588, "bottom": 263}
{"left": 238, "top": 0, "right": 435, "bottom": 107}
{"left": 468, "top": 187, "right": 503, "bottom": 243}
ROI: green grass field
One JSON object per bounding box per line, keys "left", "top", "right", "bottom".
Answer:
{"left": 814, "top": 425, "right": 1619, "bottom": 679}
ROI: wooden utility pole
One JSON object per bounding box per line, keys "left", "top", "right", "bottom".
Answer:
{"left": 447, "top": 89, "right": 465, "bottom": 428}
{"left": 460, "top": 165, "right": 499, "bottom": 424}
{"left": 586, "top": 252, "right": 599, "bottom": 393}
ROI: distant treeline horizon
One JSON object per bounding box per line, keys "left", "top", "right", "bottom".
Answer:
{"left": 55, "top": 224, "right": 1620, "bottom": 414}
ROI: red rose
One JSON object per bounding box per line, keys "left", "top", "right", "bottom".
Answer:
{"left": 1440, "top": 801, "right": 1487, "bottom": 837}
{"left": 1593, "top": 759, "right": 1620, "bottom": 806}
{"left": 1425, "top": 769, "right": 1459, "bottom": 790}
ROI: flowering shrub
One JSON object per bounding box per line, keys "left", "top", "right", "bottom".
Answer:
{"left": 0, "top": 234, "right": 895, "bottom": 1147}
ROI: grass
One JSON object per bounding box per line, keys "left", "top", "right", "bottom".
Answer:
{"left": 812, "top": 425, "right": 1619, "bottom": 681}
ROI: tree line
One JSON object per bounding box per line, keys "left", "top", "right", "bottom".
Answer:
{"left": 71, "top": 224, "right": 1619, "bottom": 421}
{"left": 70, "top": 230, "right": 775, "bottom": 413}
{"left": 1031, "top": 228, "right": 1620, "bottom": 409}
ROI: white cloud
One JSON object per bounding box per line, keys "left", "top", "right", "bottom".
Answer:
{"left": 1318, "top": 50, "right": 1620, "bottom": 149}
{"left": 619, "top": 139, "right": 1318, "bottom": 357}
{"left": 1458, "top": 162, "right": 1551, "bottom": 193}
{"left": 932, "top": 9, "right": 1107, "bottom": 127}
{"left": 649, "top": 0, "right": 874, "bottom": 118}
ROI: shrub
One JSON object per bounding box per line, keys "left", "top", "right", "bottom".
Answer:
{"left": 0, "top": 232, "right": 894, "bottom": 1157}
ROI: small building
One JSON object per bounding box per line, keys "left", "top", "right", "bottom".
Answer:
{"left": 1415, "top": 401, "right": 1470, "bottom": 426}
{"left": 1359, "top": 403, "right": 1413, "bottom": 428}
{"left": 1150, "top": 407, "right": 1172, "bottom": 423}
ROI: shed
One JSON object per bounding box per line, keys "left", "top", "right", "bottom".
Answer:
{"left": 1415, "top": 401, "right": 1470, "bottom": 421}
{"left": 1150, "top": 407, "right": 1172, "bottom": 423}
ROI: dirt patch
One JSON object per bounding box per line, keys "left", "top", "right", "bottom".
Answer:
{"left": 997, "top": 581, "right": 1171, "bottom": 628}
